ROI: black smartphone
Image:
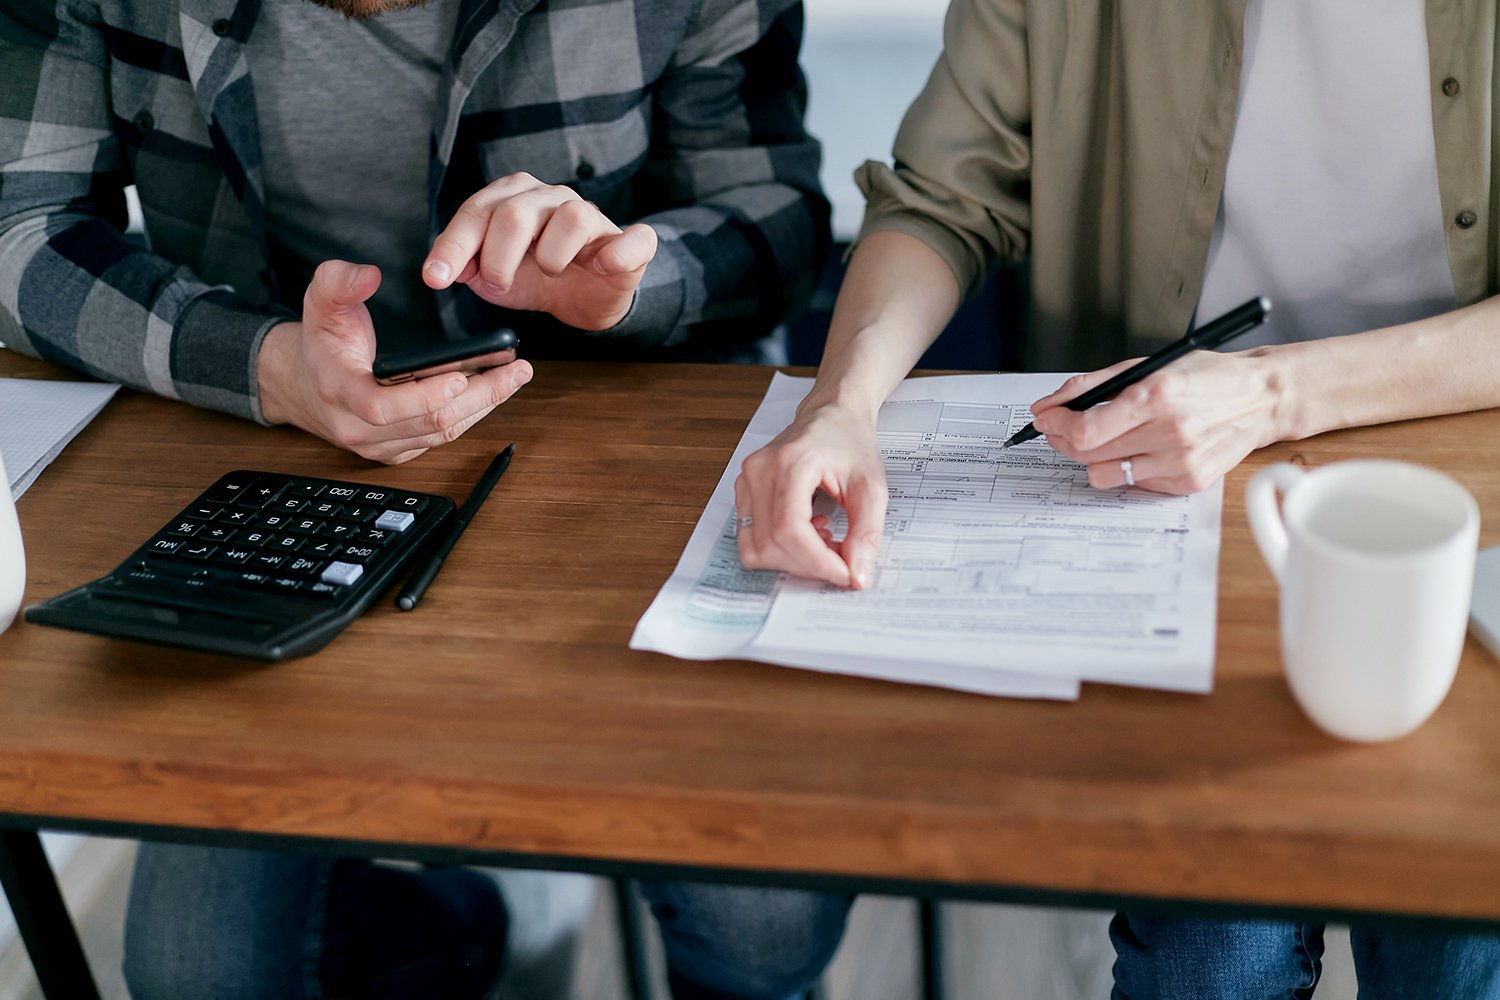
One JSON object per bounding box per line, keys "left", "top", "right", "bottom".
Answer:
{"left": 371, "top": 329, "right": 520, "bottom": 386}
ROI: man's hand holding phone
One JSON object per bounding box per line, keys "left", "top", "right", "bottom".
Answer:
{"left": 257, "top": 259, "right": 531, "bottom": 464}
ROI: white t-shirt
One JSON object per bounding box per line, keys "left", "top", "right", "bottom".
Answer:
{"left": 1197, "top": 0, "right": 1456, "bottom": 348}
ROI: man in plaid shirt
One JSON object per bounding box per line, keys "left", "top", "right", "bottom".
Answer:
{"left": 2, "top": 0, "right": 845, "bottom": 995}
{"left": 0, "top": 0, "right": 829, "bottom": 462}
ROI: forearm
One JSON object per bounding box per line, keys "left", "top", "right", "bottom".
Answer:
{"left": 798, "top": 230, "right": 962, "bottom": 420}
{"left": 1266, "top": 295, "right": 1500, "bottom": 441}
{"left": 0, "top": 214, "right": 291, "bottom": 421}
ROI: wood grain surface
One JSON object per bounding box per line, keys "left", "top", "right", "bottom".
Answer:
{"left": 3, "top": 350, "right": 1499, "bottom": 923}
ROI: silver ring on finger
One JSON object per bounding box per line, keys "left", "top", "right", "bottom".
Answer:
{"left": 738, "top": 514, "right": 754, "bottom": 531}
{"left": 1120, "top": 458, "right": 1136, "bottom": 488}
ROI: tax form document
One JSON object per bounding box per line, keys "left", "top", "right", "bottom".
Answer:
{"left": 631, "top": 372, "right": 1224, "bottom": 696}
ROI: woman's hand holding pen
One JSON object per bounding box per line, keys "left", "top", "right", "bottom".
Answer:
{"left": 1030, "top": 348, "right": 1288, "bottom": 494}
{"left": 735, "top": 402, "right": 887, "bottom": 589}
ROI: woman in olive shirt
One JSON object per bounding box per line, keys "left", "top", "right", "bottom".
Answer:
{"left": 737, "top": 0, "right": 1500, "bottom": 995}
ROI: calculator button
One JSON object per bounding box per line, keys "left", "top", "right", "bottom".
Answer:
{"left": 306, "top": 581, "right": 341, "bottom": 599}
{"left": 168, "top": 520, "right": 203, "bottom": 538}
{"left": 393, "top": 495, "right": 429, "bottom": 513}
{"left": 227, "top": 571, "right": 274, "bottom": 589}
{"left": 267, "top": 576, "right": 307, "bottom": 594}
{"left": 339, "top": 506, "right": 378, "bottom": 524}
{"left": 321, "top": 523, "right": 361, "bottom": 541}
{"left": 339, "top": 545, "right": 378, "bottom": 564}
{"left": 185, "top": 503, "right": 222, "bottom": 521}
{"left": 239, "top": 530, "right": 272, "bottom": 548}
{"left": 286, "top": 557, "right": 323, "bottom": 576}
{"left": 287, "top": 482, "right": 324, "bottom": 498}
{"left": 180, "top": 544, "right": 217, "bottom": 561}
{"left": 289, "top": 518, "right": 325, "bottom": 535}
{"left": 374, "top": 511, "right": 415, "bottom": 533}
{"left": 321, "top": 561, "right": 364, "bottom": 587}
{"left": 358, "top": 488, "right": 392, "bottom": 505}
{"left": 324, "top": 485, "right": 360, "bottom": 500}
{"left": 219, "top": 547, "right": 256, "bottom": 565}
{"left": 221, "top": 509, "right": 255, "bottom": 526}
{"left": 271, "top": 535, "right": 305, "bottom": 553}
{"left": 304, "top": 539, "right": 343, "bottom": 559}
{"left": 310, "top": 501, "right": 343, "bottom": 518}
{"left": 252, "top": 553, "right": 286, "bottom": 571}
{"left": 204, "top": 473, "right": 260, "bottom": 504}
{"left": 258, "top": 513, "right": 292, "bottom": 530}
{"left": 200, "top": 526, "right": 236, "bottom": 544}
{"left": 361, "top": 528, "right": 394, "bottom": 546}
{"left": 147, "top": 538, "right": 184, "bottom": 556}
{"left": 236, "top": 480, "right": 284, "bottom": 508}
{"left": 122, "top": 561, "right": 191, "bottom": 587}
{"left": 271, "top": 497, "right": 308, "bottom": 514}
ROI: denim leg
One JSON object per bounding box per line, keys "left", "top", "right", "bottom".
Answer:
{"left": 1350, "top": 925, "right": 1500, "bottom": 999}
{"left": 123, "top": 843, "right": 331, "bottom": 1000}
{"left": 640, "top": 880, "right": 854, "bottom": 1000}
{"left": 122, "top": 844, "right": 506, "bottom": 1000}
{"left": 1110, "top": 913, "right": 1324, "bottom": 1000}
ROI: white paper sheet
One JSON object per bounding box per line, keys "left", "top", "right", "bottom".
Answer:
{"left": 632, "top": 373, "right": 1224, "bottom": 697}
{"left": 0, "top": 376, "right": 120, "bottom": 499}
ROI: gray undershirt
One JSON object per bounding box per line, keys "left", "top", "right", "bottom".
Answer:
{"left": 246, "top": 0, "right": 458, "bottom": 350}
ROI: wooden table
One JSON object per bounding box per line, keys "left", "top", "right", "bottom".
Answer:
{"left": 3, "top": 351, "right": 1500, "bottom": 994}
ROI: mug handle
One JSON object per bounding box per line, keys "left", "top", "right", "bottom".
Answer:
{"left": 1245, "top": 463, "right": 1303, "bottom": 583}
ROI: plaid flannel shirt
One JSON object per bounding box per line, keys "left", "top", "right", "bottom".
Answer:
{"left": 0, "top": 0, "right": 829, "bottom": 421}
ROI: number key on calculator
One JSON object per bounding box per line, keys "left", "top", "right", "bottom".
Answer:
{"left": 25, "top": 471, "right": 457, "bottom": 660}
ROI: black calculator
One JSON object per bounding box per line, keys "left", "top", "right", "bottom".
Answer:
{"left": 25, "top": 471, "right": 456, "bottom": 661}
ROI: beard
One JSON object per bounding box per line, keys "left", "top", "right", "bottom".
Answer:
{"left": 304, "top": 0, "right": 428, "bottom": 19}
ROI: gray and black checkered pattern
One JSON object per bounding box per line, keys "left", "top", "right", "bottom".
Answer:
{"left": 0, "top": 0, "right": 829, "bottom": 421}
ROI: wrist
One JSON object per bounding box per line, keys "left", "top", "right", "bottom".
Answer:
{"left": 1248, "top": 344, "right": 1305, "bottom": 444}
{"left": 796, "top": 385, "right": 882, "bottom": 426}
{"left": 257, "top": 322, "right": 301, "bottom": 426}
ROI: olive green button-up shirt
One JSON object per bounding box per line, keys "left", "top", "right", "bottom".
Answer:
{"left": 856, "top": 0, "right": 1496, "bottom": 370}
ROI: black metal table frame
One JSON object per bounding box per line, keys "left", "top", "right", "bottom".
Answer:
{"left": 5, "top": 811, "right": 1495, "bottom": 1000}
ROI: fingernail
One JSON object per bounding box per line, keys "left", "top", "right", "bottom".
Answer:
{"left": 425, "top": 259, "right": 451, "bottom": 284}
{"left": 346, "top": 264, "right": 364, "bottom": 291}
{"left": 446, "top": 378, "right": 465, "bottom": 398}
{"left": 511, "top": 366, "right": 533, "bottom": 391}
{"left": 852, "top": 555, "right": 873, "bottom": 589}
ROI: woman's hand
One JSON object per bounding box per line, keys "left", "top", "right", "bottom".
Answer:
{"left": 1029, "top": 348, "right": 1289, "bottom": 494}
{"left": 735, "top": 403, "right": 887, "bottom": 588}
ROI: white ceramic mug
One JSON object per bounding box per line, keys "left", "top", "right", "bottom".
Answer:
{"left": 0, "top": 448, "right": 23, "bottom": 635}
{"left": 1246, "top": 460, "right": 1480, "bottom": 741}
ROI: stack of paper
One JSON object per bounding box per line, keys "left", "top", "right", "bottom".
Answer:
{"left": 630, "top": 373, "right": 1224, "bottom": 700}
{"left": 0, "top": 377, "right": 120, "bottom": 499}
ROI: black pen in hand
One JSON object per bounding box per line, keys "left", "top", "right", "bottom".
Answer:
{"left": 1002, "top": 296, "right": 1271, "bottom": 449}
{"left": 395, "top": 443, "right": 516, "bottom": 611}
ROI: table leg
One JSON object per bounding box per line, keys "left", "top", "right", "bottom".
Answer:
{"left": 614, "top": 876, "right": 654, "bottom": 1000}
{"left": 920, "top": 898, "right": 945, "bottom": 1000}
{"left": 0, "top": 829, "right": 101, "bottom": 1000}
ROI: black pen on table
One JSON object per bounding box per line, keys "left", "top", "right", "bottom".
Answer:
{"left": 395, "top": 443, "right": 515, "bottom": 611}
{"left": 1001, "top": 296, "right": 1272, "bottom": 449}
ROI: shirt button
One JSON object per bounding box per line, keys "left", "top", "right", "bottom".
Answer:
{"left": 212, "top": 17, "right": 233, "bottom": 36}
{"left": 1457, "top": 210, "right": 1478, "bottom": 229}
{"left": 133, "top": 110, "right": 154, "bottom": 132}
{"left": 1442, "top": 77, "right": 1461, "bottom": 97}
{"left": 575, "top": 161, "right": 595, "bottom": 180}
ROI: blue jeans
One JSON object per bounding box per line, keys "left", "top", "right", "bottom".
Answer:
{"left": 1111, "top": 914, "right": 1500, "bottom": 999}
{"left": 122, "top": 843, "right": 854, "bottom": 1000}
